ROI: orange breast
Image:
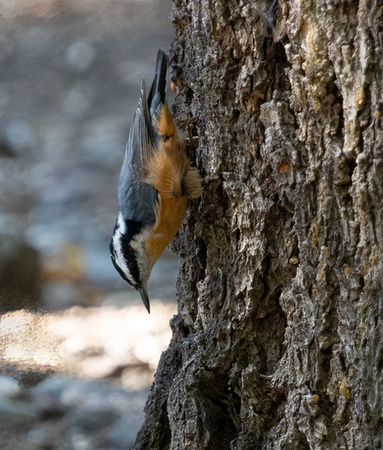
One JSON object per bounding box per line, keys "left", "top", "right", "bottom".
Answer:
{"left": 145, "top": 194, "right": 188, "bottom": 265}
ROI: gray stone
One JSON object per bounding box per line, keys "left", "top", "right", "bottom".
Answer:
{"left": 67, "top": 405, "right": 118, "bottom": 433}
{"left": 0, "top": 233, "right": 41, "bottom": 311}
{"left": 0, "top": 399, "right": 37, "bottom": 427}
{"left": 0, "top": 375, "right": 20, "bottom": 398}
{"left": 5, "top": 120, "right": 35, "bottom": 150}
{"left": 104, "top": 416, "right": 139, "bottom": 449}
{"left": 30, "top": 376, "right": 73, "bottom": 414}
{"left": 65, "top": 41, "right": 97, "bottom": 71}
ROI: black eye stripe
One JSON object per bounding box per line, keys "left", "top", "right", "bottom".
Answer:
{"left": 110, "top": 254, "right": 135, "bottom": 287}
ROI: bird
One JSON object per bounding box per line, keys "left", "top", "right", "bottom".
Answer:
{"left": 109, "top": 49, "right": 202, "bottom": 313}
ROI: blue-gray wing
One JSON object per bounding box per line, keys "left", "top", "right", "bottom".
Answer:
{"left": 118, "top": 81, "right": 158, "bottom": 225}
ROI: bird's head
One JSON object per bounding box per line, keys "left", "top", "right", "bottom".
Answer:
{"left": 110, "top": 212, "right": 152, "bottom": 313}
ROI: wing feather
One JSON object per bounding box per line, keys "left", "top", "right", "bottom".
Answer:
{"left": 118, "top": 50, "right": 169, "bottom": 226}
{"left": 118, "top": 81, "right": 158, "bottom": 225}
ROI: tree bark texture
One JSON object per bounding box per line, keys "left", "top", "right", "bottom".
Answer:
{"left": 134, "top": 0, "right": 383, "bottom": 448}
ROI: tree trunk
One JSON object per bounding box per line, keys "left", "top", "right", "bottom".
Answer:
{"left": 134, "top": 0, "right": 383, "bottom": 448}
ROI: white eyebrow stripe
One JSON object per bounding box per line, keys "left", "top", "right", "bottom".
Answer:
{"left": 113, "top": 212, "right": 136, "bottom": 285}
{"left": 117, "top": 212, "right": 126, "bottom": 233}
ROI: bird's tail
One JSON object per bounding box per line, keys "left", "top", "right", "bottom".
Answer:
{"left": 124, "top": 80, "right": 156, "bottom": 168}
{"left": 147, "top": 49, "right": 168, "bottom": 126}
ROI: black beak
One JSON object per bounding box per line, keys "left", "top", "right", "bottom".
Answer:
{"left": 138, "top": 285, "right": 150, "bottom": 314}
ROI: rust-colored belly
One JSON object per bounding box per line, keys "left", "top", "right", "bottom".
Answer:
{"left": 145, "top": 194, "right": 188, "bottom": 265}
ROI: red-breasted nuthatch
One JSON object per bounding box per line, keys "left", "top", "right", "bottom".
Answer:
{"left": 110, "top": 49, "right": 202, "bottom": 313}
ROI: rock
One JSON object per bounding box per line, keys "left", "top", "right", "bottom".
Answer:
{"left": 0, "top": 140, "right": 16, "bottom": 157}
{"left": 104, "top": 416, "right": 140, "bottom": 449}
{"left": 4, "top": 120, "right": 35, "bottom": 150}
{"left": 30, "top": 376, "right": 77, "bottom": 415}
{"left": 16, "top": 367, "right": 55, "bottom": 388}
{"left": 0, "top": 375, "right": 20, "bottom": 398}
{"left": 66, "top": 405, "right": 118, "bottom": 433}
{"left": 0, "top": 362, "right": 54, "bottom": 389}
{"left": 0, "top": 399, "right": 37, "bottom": 427}
{"left": 0, "top": 233, "right": 41, "bottom": 311}
{"left": 65, "top": 41, "right": 97, "bottom": 71}
{"left": 29, "top": 375, "right": 148, "bottom": 447}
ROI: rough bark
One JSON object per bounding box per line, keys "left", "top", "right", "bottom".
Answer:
{"left": 134, "top": 0, "right": 383, "bottom": 448}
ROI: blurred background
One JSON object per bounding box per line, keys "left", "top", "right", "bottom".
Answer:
{"left": 0, "top": 1, "right": 178, "bottom": 448}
